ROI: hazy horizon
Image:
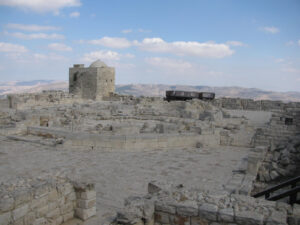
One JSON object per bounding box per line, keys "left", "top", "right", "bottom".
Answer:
{"left": 0, "top": 0, "right": 300, "bottom": 92}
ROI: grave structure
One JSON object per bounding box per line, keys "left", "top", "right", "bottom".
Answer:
{"left": 69, "top": 60, "right": 115, "bottom": 100}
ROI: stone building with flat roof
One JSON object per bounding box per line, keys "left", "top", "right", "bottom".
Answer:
{"left": 69, "top": 60, "right": 115, "bottom": 100}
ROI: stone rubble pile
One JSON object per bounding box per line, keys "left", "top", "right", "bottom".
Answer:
{"left": 256, "top": 137, "right": 300, "bottom": 184}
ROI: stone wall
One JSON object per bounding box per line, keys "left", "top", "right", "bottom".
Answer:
{"left": 0, "top": 176, "right": 96, "bottom": 225}
{"left": 212, "top": 98, "right": 300, "bottom": 111}
{"left": 251, "top": 109, "right": 300, "bottom": 187}
{"left": 6, "top": 91, "right": 84, "bottom": 110}
{"left": 0, "top": 98, "right": 9, "bottom": 109}
{"left": 254, "top": 137, "right": 300, "bottom": 187}
{"left": 115, "top": 181, "right": 300, "bottom": 225}
{"left": 27, "top": 126, "right": 199, "bottom": 151}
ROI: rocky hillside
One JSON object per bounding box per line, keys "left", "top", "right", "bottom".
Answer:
{"left": 1, "top": 80, "right": 300, "bottom": 102}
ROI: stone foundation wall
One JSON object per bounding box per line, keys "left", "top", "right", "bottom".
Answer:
{"left": 0, "top": 177, "right": 96, "bottom": 225}
{"left": 0, "top": 98, "right": 9, "bottom": 108}
{"left": 116, "top": 182, "right": 300, "bottom": 225}
{"left": 27, "top": 126, "right": 199, "bottom": 151}
{"left": 212, "top": 98, "right": 300, "bottom": 111}
{"left": 7, "top": 91, "right": 85, "bottom": 110}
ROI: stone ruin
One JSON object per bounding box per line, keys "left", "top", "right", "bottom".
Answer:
{"left": 0, "top": 60, "right": 299, "bottom": 225}
{"left": 69, "top": 60, "right": 115, "bottom": 100}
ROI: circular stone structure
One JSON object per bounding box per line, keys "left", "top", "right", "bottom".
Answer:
{"left": 89, "top": 59, "right": 107, "bottom": 68}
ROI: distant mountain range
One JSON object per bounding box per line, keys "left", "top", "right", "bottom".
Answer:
{"left": 0, "top": 80, "right": 299, "bottom": 102}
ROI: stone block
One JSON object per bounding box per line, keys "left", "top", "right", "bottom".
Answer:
{"left": 80, "top": 190, "right": 96, "bottom": 200}
{"left": 12, "top": 204, "right": 29, "bottom": 221}
{"left": 30, "top": 196, "right": 48, "bottom": 209}
{"left": 32, "top": 217, "right": 47, "bottom": 225}
{"left": 13, "top": 218, "right": 24, "bottom": 225}
{"left": 0, "top": 211, "right": 11, "bottom": 225}
{"left": 191, "top": 217, "right": 209, "bottom": 225}
{"left": 75, "top": 206, "right": 96, "bottom": 220}
{"left": 56, "top": 216, "right": 63, "bottom": 225}
{"left": 23, "top": 211, "right": 35, "bottom": 225}
{"left": 218, "top": 207, "right": 234, "bottom": 223}
{"left": 63, "top": 211, "right": 74, "bottom": 222}
{"left": 155, "top": 202, "right": 176, "bottom": 214}
{"left": 143, "top": 199, "right": 154, "bottom": 219}
{"left": 265, "top": 211, "right": 287, "bottom": 225}
{"left": 65, "top": 191, "right": 76, "bottom": 202}
{"left": 0, "top": 196, "right": 14, "bottom": 212}
{"left": 293, "top": 204, "right": 300, "bottom": 216}
{"left": 34, "top": 185, "right": 49, "bottom": 198}
{"left": 46, "top": 208, "right": 60, "bottom": 219}
{"left": 198, "top": 203, "right": 218, "bottom": 221}
{"left": 48, "top": 189, "right": 58, "bottom": 201}
{"left": 14, "top": 191, "right": 32, "bottom": 207}
{"left": 61, "top": 202, "right": 74, "bottom": 214}
{"left": 77, "top": 198, "right": 96, "bottom": 209}
{"left": 235, "top": 211, "right": 263, "bottom": 225}
{"left": 48, "top": 201, "right": 58, "bottom": 211}
{"left": 154, "top": 211, "right": 169, "bottom": 224}
{"left": 176, "top": 201, "right": 198, "bottom": 216}
{"left": 63, "top": 183, "right": 74, "bottom": 196}
{"left": 36, "top": 204, "right": 48, "bottom": 217}
{"left": 169, "top": 214, "right": 190, "bottom": 225}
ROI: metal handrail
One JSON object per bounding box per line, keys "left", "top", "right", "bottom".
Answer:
{"left": 252, "top": 176, "right": 300, "bottom": 204}
{"left": 267, "top": 186, "right": 300, "bottom": 204}
{"left": 253, "top": 176, "right": 300, "bottom": 198}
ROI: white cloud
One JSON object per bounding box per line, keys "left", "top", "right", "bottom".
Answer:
{"left": 30, "top": 53, "right": 67, "bottom": 62}
{"left": 88, "top": 37, "right": 132, "bottom": 48}
{"left": 226, "top": 41, "right": 246, "bottom": 47}
{"left": 0, "top": 42, "right": 27, "bottom": 53}
{"left": 285, "top": 41, "right": 294, "bottom": 46}
{"left": 5, "top": 31, "right": 64, "bottom": 40}
{"left": 298, "top": 40, "right": 300, "bottom": 46}
{"left": 48, "top": 43, "right": 72, "bottom": 51}
{"left": 124, "top": 53, "right": 135, "bottom": 58}
{"left": 275, "top": 58, "right": 285, "bottom": 63}
{"left": 6, "top": 23, "right": 60, "bottom": 31}
{"left": 0, "top": 0, "right": 81, "bottom": 13}
{"left": 69, "top": 11, "right": 80, "bottom": 18}
{"left": 281, "top": 67, "right": 300, "bottom": 73}
{"left": 121, "top": 29, "right": 132, "bottom": 34}
{"left": 261, "top": 26, "right": 279, "bottom": 34}
{"left": 82, "top": 50, "right": 121, "bottom": 62}
{"left": 145, "top": 57, "right": 193, "bottom": 71}
{"left": 33, "top": 53, "right": 47, "bottom": 60}
{"left": 137, "top": 38, "right": 234, "bottom": 58}
{"left": 138, "top": 29, "right": 151, "bottom": 33}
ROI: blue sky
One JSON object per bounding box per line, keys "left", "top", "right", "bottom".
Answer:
{"left": 0, "top": 0, "right": 299, "bottom": 91}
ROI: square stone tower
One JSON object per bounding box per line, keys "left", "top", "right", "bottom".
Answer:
{"left": 69, "top": 60, "right": 115, "bottom": 100}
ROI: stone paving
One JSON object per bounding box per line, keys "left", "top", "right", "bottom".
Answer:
{"left": 0, "top": 136, "right": 249, "bottom": 222}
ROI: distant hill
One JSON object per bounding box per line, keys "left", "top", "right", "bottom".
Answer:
{"left": 0, "top": 80, "right": 299, "bottom": 102}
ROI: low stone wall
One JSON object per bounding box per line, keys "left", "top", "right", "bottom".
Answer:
{"left": 0, "top": 176, "right": 96, "bottom": 225}
{"left": 0, "top": 98, "right": 9, "bottom": 109}
{"left": 7, "top": 91, "right": 85, "bottom": 109}
{"left": 212, "top": 98, "right": 300, "bottom": 111}
{"left": 115, "top": 181, "right": 300, "bottom": 225}
{"left": 27, "top": 126, "right": 200, "bottom": 151}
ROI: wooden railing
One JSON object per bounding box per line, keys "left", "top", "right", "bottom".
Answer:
{"left": 252, "top": 176, "right": 300, "bottom": 204}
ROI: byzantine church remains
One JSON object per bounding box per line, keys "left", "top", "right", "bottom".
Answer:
{"left": 0, "top": 60, "right": 299, "bottom": 225}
